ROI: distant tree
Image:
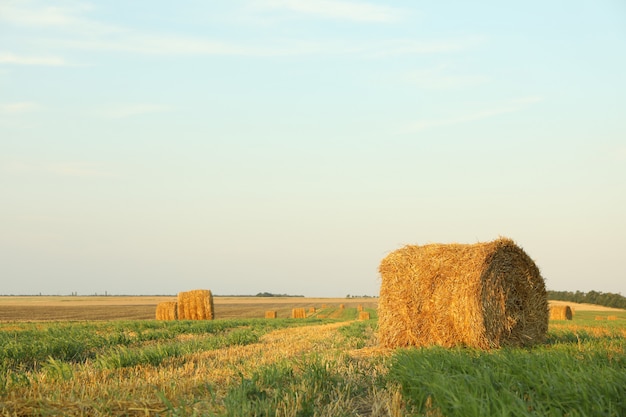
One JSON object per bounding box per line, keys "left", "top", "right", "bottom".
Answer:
{"left": 547, "top": 290, "right": 626, "bottom": 309}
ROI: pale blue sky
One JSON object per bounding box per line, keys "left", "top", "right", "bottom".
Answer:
{"left": 1, "top": 1, "right": 625, "bottom": 296}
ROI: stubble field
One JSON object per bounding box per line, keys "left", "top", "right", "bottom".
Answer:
{"left": 0, "top": 296, "right": 625, "bottom": 416}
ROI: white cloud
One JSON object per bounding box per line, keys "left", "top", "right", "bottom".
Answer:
{"left": 402, "top": 65, "right": 488, "bottom": 90}
{"left": 0, "top": 102, "right": 39, "bottom": 113}
{"left": 365, "top": 36, "right": 485, "bottom": 57}
{"left": 0, "top": 52, "right": 67, "bottom": 66}
{"left": 1, "top": 1, "right": 478, "bottom": 58}
{"left": 398, "top": 96, "right": 544, "bottom": 133}
{"left": 47, "top": 34, "right": 481, "bottom": 58}
{"left": 254, "top": 0, "right": 404, "bottom": 22}
{"left": 101, "top": 103, "right": 170, "bottom": 119}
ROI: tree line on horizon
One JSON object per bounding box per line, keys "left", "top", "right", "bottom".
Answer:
{"left": 548, "top": 290, "right": 626, "bottom": 309}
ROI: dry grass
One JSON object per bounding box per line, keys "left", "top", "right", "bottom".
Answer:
{"left": 378, "top": 237, "right": 549, "bottom": 349}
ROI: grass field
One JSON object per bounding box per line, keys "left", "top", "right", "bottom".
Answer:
{"left": 0, "top": 297, "right": 624, "bottom": 416}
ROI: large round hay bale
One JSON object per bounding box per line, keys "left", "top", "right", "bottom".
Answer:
{"left": 549, "top": 305, "right": 573, "bottom": 320}
{"left": 358, "top": 311, "right": 371, "bottom": 321}
{"left": 291, "top": 308, "right": 306, "bottom": 319}
{"left": 155, "top": 301, "right": 178, "bottom": 320}
{"left": 378, "top": 238, "right": 548, "bottom": 349}
{"left": 177, "top": 289, "right": 214, "bottom": 320}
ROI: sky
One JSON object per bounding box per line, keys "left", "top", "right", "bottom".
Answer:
{"left": 1, "top": 1, "right": 625, "bottom": 297}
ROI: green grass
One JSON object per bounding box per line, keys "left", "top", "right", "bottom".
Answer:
{"left": 1, "top": 311, "right": 625, "bottom": 416}
{"left": 389, "top": 330, "right": 626, "bottom": 417}
{"left": 0, "top": 318, "right": 326, "bottom": 375}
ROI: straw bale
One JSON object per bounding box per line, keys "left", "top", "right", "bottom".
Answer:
{"left": 292, "top": 308, "right": 306, "bottom": 319}
{"left": 549, "top": 305, "right": 573, "bottom": 320}
{"left": 339, "top": 304, "right": 345, "bottom": 310}
{"left": 357, "top": 304, "right": 363, "bottom": 312}
{"left": 177, "top": 289, "right": 214, "bottom": 320}
{"left": 309, "top": 307, "right": 316, "bottom": 313}
{"left": 595, "top": 316, "right": 606, "bottom": 321}
{"left": 358, "top": 311, "right": 371, "bottom": 321}
{"left": 155, "top": 301, "right": 178, "bottom": 320}
{"left": 322, "top": 304, "right": 328, "bottom": 309}
{"left": 265, "top": 311, "right": 277, "bottom": 319}
{"left": 378, "top": 237, "right": 548, "bottom": 349}
{"left": 607, "top": 315, "right": 618, "bottom": 321}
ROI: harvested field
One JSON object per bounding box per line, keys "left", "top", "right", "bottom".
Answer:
{"left": 0, "top": 296, "right": 378, "bottom": 321}
{"left": 0, "top": 296, "right": 619, "bottom": 322}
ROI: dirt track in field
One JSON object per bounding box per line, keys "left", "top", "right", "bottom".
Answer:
{"left": 0, "top": 296, "right": 378, "bottom": 321}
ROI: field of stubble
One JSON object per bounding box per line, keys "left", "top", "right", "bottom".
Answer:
{"left": 0, "top": 297, "right": 624, "bottom": 416}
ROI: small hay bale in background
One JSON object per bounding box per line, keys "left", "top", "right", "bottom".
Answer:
{"left": 292, "top": 308, "right": 306, "bottom": 319}
{"left": 339, "top": 304, "right": 345, "bottom": 310}
{"left": 595, "top": 316, "right": 606, "bottom": 321}
{"left": 177, "top": 289, "right": 214, "bottom": 320}
{"left": 358, "top": 311, "right": 371, "bottom": 321}
{"left": 549, "top": 305, "right": 573, "bottom": 320}
{"left": 309, "top": 307, "right": 316, "bottom": 313}
{"left": 357, "top": 304, "right": 363, "bottom": 312}
{"left": 378, "top": 237, "right": 548, "bottom": 349}
{"left": 607, "top": 315, "right": 618, "bottom": 321}
{"left": 265, "top": 311, "right": 277, "bottom": 319}
{"left": 155, "top": 301, "right": 178, "bottom": 320}
{"left": 322, "top": 304, "right": 328, "bottom": 309}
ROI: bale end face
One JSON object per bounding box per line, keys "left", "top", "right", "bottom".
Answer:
{"left": 155, "top": 301, "right": 178, "bottom": 320}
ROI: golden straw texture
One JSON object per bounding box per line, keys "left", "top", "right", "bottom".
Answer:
{"left": 265, "top": 311, "right": 277, "bottom": 319}
{"left": 378, "top": 237, "right": 548, "bottom": 349}
{"left": 292, "top": 308, "right": 306, "bottom": 319}
{"left": 177, "top": 289, "right": 214, "bottom": 320}
{"left": 358, "top": 311, "right": 371, "bottom": 321}
{"left": 155, "top": 301, "right": 178, "bottom": 320}
{"left": 549, "top": 305, "right": 573, "bottom": 320}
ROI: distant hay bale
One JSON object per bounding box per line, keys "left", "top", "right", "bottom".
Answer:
{"left": 358, "top": 311, "right": 371, "bottom": 321}
{"left": 265, "top": 311, "right": 277, "bottom": 319}
{"left": 378, "top": 238, "right": 548, "bottom": 349}
{"left": 292, "top": 308, "right": 306, "bottom": 319}
{"left": 339, "top": 304, "right": 345, "bottom": 310}
{"left": 549, "top": 305, "right": 573, "bottom": 320}
{"left": 595, "top": 316, "right": 606, "bottom": 321}
{"left": 357, "top": 304, "right": 363, "bottom": 312}
{"left": 322, "top": 304, "right": 328, "bottom": 309}
{"left": 155, "top": 301, "right": 178, "bottom": 320}
{"left": 177, "top": 289, "right": 214, "bottom": 320}
{"left": 309, "top": 307, "right": 316, "bottom": 313}
{"left": 607, "top": 315, "right": 618, "bottom": 321}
